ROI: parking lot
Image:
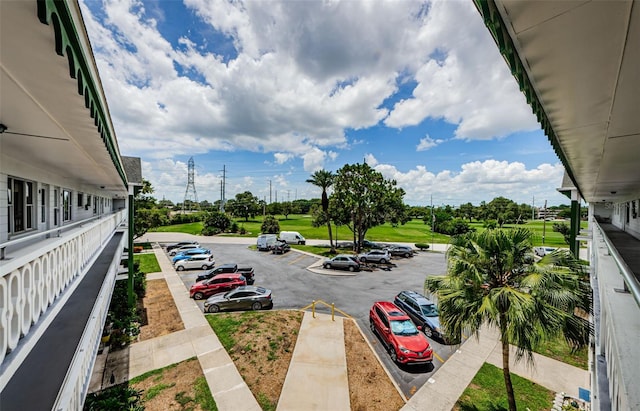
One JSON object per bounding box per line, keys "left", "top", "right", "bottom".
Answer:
{"left": 166, "top": 241, "right": 458, "bottom": 398}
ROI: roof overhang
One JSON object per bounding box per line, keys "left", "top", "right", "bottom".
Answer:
{"left": 474, "top": 0, "right": 640, "bottom": 204}
{"left": 0, "top": 0, "right": 127, "bottom": 196}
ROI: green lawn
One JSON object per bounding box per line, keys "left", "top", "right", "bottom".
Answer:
{"left": 133, "top": 253, "right": 161, "bottom": 274}
{"left": 534, "top": 335, "right": 588, "bottom": 370}
{"left": 150, "top": 214, "right": 586, "bottom": 248}
{"left": 456, "top": 362, "right": 554, "bottom": 410}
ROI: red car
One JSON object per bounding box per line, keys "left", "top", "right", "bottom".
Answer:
{"left": 369, "top": 301, "right": 433, "bottom": 365}
{"left": 189, "top": 273, "right": 246, "bottom": 300}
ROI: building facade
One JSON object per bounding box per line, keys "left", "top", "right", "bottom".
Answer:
{"left": 1, "top": 1, "right": 138, "bottom": 409}
{"left": 475, "top": 1, "right": 640, "bottom": 410}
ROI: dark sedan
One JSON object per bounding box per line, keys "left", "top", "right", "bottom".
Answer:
{"left": 387, "top": 245, "right": 414, "bottom": 258}
{"left": 203, "top": 286, "right": 273, "bottom": 313}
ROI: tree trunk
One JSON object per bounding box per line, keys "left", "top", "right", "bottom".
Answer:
{"left": 327, "top": 221, "right": 334, "bottom": 252}
{"left": 500, "top": 316, "right": 517, "bottom": 411}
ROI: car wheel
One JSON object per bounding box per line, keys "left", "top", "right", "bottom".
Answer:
{"left": 369, "top": 319, "right": 376, "bottom": 333}
{"left": 390, "top": 348, "right": 398, "bottom": 363}
{"left": 207, "top": 304, "right": 220, "bottom": 313}
{"left": 360, "top": 257, "right": 367, "bottom": 263}
{"left": 324, "top": 263, "right": 331, "bottom": 269}
{"left": 201, "top": 265, "right": 209, "bottom": 270}
{"left": 379, "top": 258, "right": 387, "bottom": 264}
{"left": 348, "top": 265, "right": 355, "bottom": 272}
{"left": 424, "top": 326, "right": 433, "bottom": 338}
{"left": 251, "top": 301, "right": 262, "bottom": 311}
{"left": 193, "top": 292, "right": 204, "bottom": 300}
{"left": 404, "top": 252, "right": 410, "bottom": 258}
{"left": 177, "top": 266, "right": 184, "bottom": 271}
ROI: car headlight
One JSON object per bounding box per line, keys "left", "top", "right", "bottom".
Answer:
{"left": 399, "top": 346, "right": 410, "bottom": 354}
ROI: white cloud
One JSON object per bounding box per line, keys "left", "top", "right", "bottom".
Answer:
{"left": 383, "top": 0, "right": 539, "bottom": 140}
{"left": 78, "top": 0, "right": 563, "bottom": 206}
{"left": 416, "top": 135, "right": 444, "bottom": 151}
{"left": 375, "top": 160, "right": 567, "bottom": 206}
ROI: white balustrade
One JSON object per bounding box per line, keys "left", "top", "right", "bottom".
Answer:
{"left": 0, "top": 210, "right": 126, "bottom": 368}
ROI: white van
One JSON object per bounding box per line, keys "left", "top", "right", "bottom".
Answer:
{"left": 279, "top": 231, "right": 306, "bottom": 245}
{"left": 257, "top": 234, "right": 278, "bottom": 251}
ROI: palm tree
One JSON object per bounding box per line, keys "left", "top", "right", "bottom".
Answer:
{"left": 306, "top": 170, "right": 335, "bottom": 251}
{"left": 425, "top": 228, "right": 591, "bottom": 411}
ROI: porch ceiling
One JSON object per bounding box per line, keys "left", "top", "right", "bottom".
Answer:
{"left": 0, "top": 1, "right": 127, "bottom": 197}
{"left": 492, "top": 1, "right": 640, "bottom": 203}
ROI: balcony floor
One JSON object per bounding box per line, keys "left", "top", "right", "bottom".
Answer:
{"left": 0, "top": 232, "right": 123, "bottom": 410}
{"left": 600, "top": 223, "right": 640, "bottom": 282}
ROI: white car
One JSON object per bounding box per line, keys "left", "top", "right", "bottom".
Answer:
{"left": 174, "top": 254, "right": 215, "bottom": 271}
{"left": 534, "top": 246, "right": 556, "bottom": 257}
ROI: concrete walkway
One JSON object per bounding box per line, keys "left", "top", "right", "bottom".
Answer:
{"left": 277, "top": 312, "right": 350, "bottom": 411}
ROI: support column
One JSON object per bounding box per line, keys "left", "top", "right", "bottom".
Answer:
{"left": 128, "top": 185, "right": 135, "bottom": 306}
{"left": 570, "top": 189, "right": 581, "bottom": 258}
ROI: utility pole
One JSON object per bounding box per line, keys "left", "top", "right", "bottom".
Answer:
{"left": 219, "top": 180, "right": 223, "bottom": 212}
{"left": 542, "top": 200, "right": 547, "bottom": 244}
{"left": 532, "top": 195, "right": 535, "bottom": 221}
{"left": 269, "top": 180, "right": 272, "bottom": 204}
{"left": 222, "top": 165, "right": 226, "bottom": 211}
{"left": 275, "top": 190, "right": 278, "bottom": 203}
{"left": 430, "top": 195, "right": 435, "bottom": 249}
{"left": 287, "top": 190, "right": 290, "bottom": 202}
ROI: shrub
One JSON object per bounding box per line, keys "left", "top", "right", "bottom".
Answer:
{"left": 261, "top": 215, "right": 280, "bottom": 234}
{"left": 415, "top": 243, "right": 430, "bottom": 251}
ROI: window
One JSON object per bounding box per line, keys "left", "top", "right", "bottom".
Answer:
{"left": 40, "top": 188, "right": 46, "bottom": 223}
{"left": 7, "top": 177, "right": 36, "bottom": 234}
{"left": 87, "top": 195, "right": 91, "bottom": 207}
{"left": 54, "top": 188, "right": 59, "bottom": 225}
{"left": 63, "top": 189, "right": 71, "bottom": 221}
{"left": 93, "top": 197, "right": 98, "bottom": 214}
{"left": 77, "top": 192, "right": 83, "bottom": 208}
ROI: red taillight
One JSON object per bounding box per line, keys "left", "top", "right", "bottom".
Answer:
{"left": 266, "top": 293, "right": 271, "bottom": 299}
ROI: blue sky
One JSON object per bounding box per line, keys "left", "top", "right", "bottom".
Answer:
{"left": 80, "top": 0, "right": 569, "bottom": 207}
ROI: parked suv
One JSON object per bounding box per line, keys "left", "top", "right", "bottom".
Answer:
{"left": 323, "top": 254, "right": 361, "bottom": 272}
{"left": 369, "top": 301, "right": 433, "bottom": 365}
{"left": 394, "top": 291, "right": 444, "bottom": 340}
{"left": 174, "top": 254, "right": 215, "bottom": 271}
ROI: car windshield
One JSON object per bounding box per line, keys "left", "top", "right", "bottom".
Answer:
{"left": 390, "top": 319, "right": 419, "bottom": 336}
{"left": 420, "top": 304, "right": 439, "bottom": 317}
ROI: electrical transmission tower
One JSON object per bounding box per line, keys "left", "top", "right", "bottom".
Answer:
{"left": 182, "top": 157, "right": 198, "bottom": 212}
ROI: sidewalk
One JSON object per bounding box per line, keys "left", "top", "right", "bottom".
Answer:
{"left": 277, "top": 312, "right": 350, "bottom": 411}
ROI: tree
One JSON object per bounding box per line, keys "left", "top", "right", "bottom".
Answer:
{"left": 330, "top": 163, "right": 405, "bottom": 253}
{"left": 425, "top": 228, "right": 590, "bottom": 411}
{"left": 261, "top": 215, "right": 280, "bottom": 234}
{"left": 227, "top": 191, "right": 260, "bottom": 221}
{"left": 553, "top": 222, "right": 571, "bottom": 244}
{"left": 133, "top": 179, "right": 167, "bottom": 239}
{"left": 202, "top": 211, "right": 231, "bottom": 235}
{"left": 306, "top": 170, "right": 335, "bottom": 251}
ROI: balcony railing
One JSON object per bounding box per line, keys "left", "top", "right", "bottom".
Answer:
{"left": 0, "top": 210, "right": 126, "bottom": 368}
{"left": 591, "top": 221, "right": 640, "bottom": 411}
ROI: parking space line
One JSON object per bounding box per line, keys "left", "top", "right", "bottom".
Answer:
{"left": 433, "top": 351, "right": 445, "bottom": 363}
{"left": 289, "top": 255, "right": 307, "bottom": 265}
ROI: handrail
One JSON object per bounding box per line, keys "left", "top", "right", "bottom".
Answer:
{"left": 594, "top": 220, "right": 640, "bottom": 307}
{"left": 301, "top": 300, "right": 352, "bottom": 321}
{"left": 0, "top": 213, "right": 111, "bottom": 260}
